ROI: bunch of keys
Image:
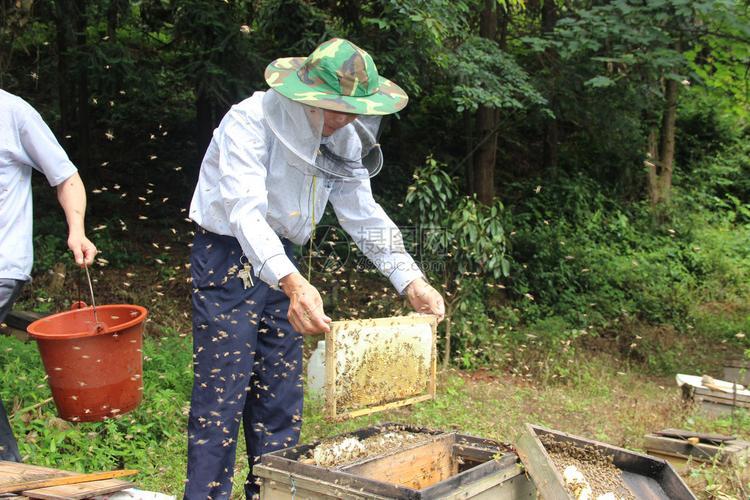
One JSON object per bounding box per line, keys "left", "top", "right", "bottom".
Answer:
{"left": 238, "top": 256, "right": 254, "bottom": 289}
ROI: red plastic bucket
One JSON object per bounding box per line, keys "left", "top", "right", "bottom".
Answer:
{"left": 27, "top": 304, "right": 148, "bottom": 422}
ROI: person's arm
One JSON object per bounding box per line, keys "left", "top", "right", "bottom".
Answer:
{"left": 17, "top": 104, "right": 97, "bottom": 266}
{"left": 214, "top": 109, "right": 330, "bottom": 334}
{"left": 329, "top": 177, "right": 445, "bottom": 320}
{"left": 56, "top": 172, "right": 97, "bottom": 266}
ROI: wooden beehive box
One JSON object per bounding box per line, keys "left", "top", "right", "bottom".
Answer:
{"left": 692, "top": 386, "right": 750, "bottom": 416}
{"left": 723, "top": 358, "right": 750, "bottom": 386}
{"left": 255, "top": 423, "right": 534, "bottom": 499}
{"left": 324, "top": 315, "right": 437, "bottom": 421}
{"left": 516, "top": 424, "right": 696, "bottom": 500}
{"left": 644, "top": 429, "right": 750, "bottom": 468}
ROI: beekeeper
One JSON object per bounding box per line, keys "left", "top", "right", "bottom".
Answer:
{"left": 186, "top": 38, "right": 445, "bottom": 498}
{"left": 0, "top": 89, "right": 98, "bottom": 462}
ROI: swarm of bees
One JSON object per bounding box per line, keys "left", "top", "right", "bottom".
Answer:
{"left": 330, "top": 319, "right": 433, "bottom": 411}
{"left": 301, "top": 429, "right": 432, "bottom": 468}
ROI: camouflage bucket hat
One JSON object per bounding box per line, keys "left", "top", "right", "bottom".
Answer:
{"left": 264, "top": 38, "right": 408, "bottom": 116}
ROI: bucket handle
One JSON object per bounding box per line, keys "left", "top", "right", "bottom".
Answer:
{"left": 80, "top": 264, "right": 105, "bottom": 333}
{"left": 83, "top": 264, "right": 99, "bottom": 321}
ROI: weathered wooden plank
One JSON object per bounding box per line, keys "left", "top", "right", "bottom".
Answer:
{"left": 514, "top": 425, "right": 570, "bottom": 500}
{"left": 694, "top": 394, "right": 750, "bottom": 409}
{"left": 644, "top": 435, "right": 724, "bottom": 462}
{"left": 24, "top": 479, "right": 135, "bottom": 500}
{"left": 723, "top": 358, "right": 750, "bottom": 369}
{"left": 453, "top": 435, "right": 513, "bottom": 465}
{"left": 335, "top": 394, "right": 434, "bottom": 421}
{"left": 653, "top": 428, "right": 736, "bottom": 444}
{"left": 420, "top": 453, "right": 518, "bottom": 499}
{"left": 344, "top": 434, "right": 455, "bottom": 490}
{"left": 433, "top": 461, "right": 533, "bottom": 500}
{"left": 428, "top": 319, "right": 437, "bottom": 400}
{"left": 698, "top": 400, "right": 736, "bottom": 417}
{"left": 0, "top": 470, "right": 136, "bottom": 494}
{"left": 450, "top": 444, "right": 498, "bottom": 464}
{"left": 257, "top": 465, "right": 392, "bottom": 499}
{"left": 644, "top": 434, "right": 750, "bottom": 465}
{"left": 459, "top": 472, "right": 536, "bottom": 500}
{"left": 258, "top": 455, "right": 420, "bottom": 498}
{"left": 0, "top": 462, "right": 132, "bottom": 500}
{"left": 694, "top": 386, "right": 750, "bottom": 404}
{"left": 324, "top": 329, "right": 337, "bottom": 420}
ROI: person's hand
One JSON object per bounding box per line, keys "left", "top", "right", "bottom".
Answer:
{"left": 280, "top": 273, "right": 332, "bottom": 334}
{"left": 405, "top": 278, "right": 445, "bottom": 322}
{"left": 68, "top": 231, "right": 97, "bottom": 266}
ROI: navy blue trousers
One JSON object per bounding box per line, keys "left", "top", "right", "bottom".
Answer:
{"left": 184, "top": 229, "right": 303, "bottom": 499}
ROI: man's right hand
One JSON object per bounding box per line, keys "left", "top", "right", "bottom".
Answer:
{"left": 279, "top": 273, "right": 332, "bottom": 334}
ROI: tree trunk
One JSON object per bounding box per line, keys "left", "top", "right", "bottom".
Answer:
{"left": 645, "top": 78, "right": 679, "bottom": 206}
{"left": 498, "top": 2, "right": 509, "bottom": 49}
{"left": 646, "top": 129, "right": 659, "bottom": 206}
{"left": 541, "top": 0, "right": 559, "bottom": 170}
{"left": 54, "top": 0, "right": 76, "bottom": 146}
{"left": 464, "top": 111, "right": 474, "bottom": 194}
{"left": 106, "top": 0, "right": 118, "bottom": 40}
{"left": 474, "top": 106, "right": 497, "bottom": 204}
{"left": 657, "top": 78, "right": 678, "bottom": 203}
{"left": 75, "top": 1, "right": 90, "bottom": 173}
{"left": 195, "top": 88, "right": 219, "bottom": 157}
{"left": 442, "top": 301, "right": 453, "bottom": 369}
{"left": 472, "top": 0, "right": 499, "bottom": 204}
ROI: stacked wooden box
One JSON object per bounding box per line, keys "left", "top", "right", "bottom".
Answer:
{"left": 692, "top": 385, "right": 750, "bottom": 415}
{"left": 644, "top": 429, "right": 750, "bottom": 470}
{"left": 255, "top": 423, "right": 535, "bottom": 499}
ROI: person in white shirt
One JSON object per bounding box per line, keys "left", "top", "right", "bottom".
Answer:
{"left": 0, "top": 90, "right": 98, "bottom": 461}
{"left": 185, "top": 38, "right": 444, "bottom": 498}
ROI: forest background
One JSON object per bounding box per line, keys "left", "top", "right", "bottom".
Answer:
{"left": 1, "top": 0, "right": 750, "bottom": 497}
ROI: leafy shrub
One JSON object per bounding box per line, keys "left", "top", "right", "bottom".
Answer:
{"left": 405, "top": 157, "right": 510, "bottom": 368}
{"left": 504, "top": 171, "right": 745, "bottom": 329}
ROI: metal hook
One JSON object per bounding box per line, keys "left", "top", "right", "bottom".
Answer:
{"left": 83, "top": 263, "right": 103, "bottom": 332}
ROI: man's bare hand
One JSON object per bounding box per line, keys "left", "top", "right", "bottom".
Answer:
{"left": 68, "top": 231, "right": 97, "bottom": 266}
{"left": 405, "top": 278, "right": 445, "bottom": 322}
{"left": 280, "top": 273, "right": 332, "bottom": 334}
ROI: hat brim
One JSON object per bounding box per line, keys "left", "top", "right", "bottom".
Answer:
{"left": 265, "top": 57, "right": 408, "bottom": 116}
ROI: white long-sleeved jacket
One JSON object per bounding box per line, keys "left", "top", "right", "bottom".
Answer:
{"left": 189, "top": 91, "right": 423, "bottom": 293}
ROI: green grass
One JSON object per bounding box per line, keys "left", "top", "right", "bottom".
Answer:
{"left": 0, "top": 333, "right": 193, "bottom": 494}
